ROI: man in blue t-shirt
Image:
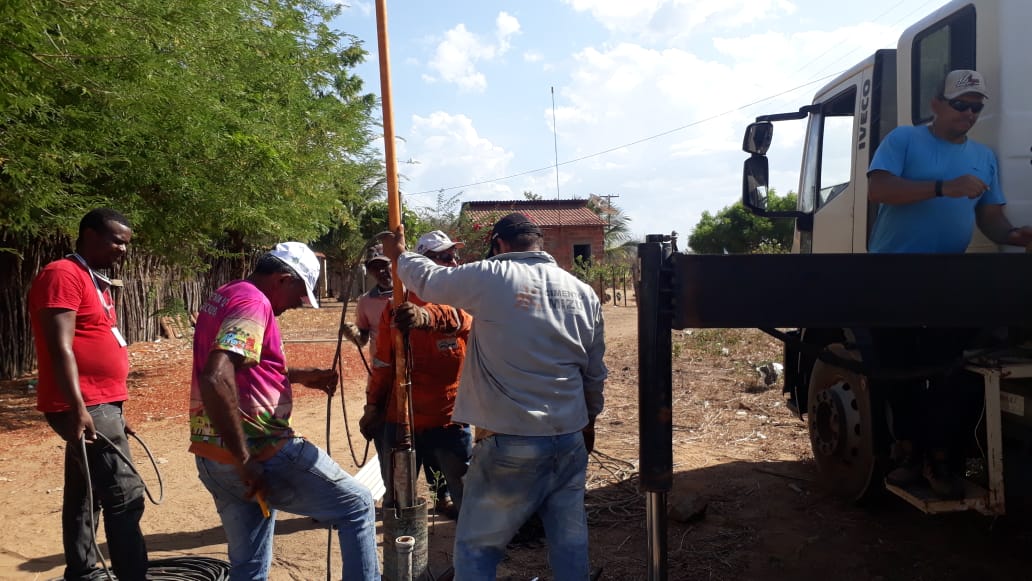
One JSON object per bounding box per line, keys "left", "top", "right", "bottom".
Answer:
{"left": 869, "top": 69, "right": 1032, "bottom": 251}
{"left": 867, "top": 70, "right": 1032, "bottom": 499}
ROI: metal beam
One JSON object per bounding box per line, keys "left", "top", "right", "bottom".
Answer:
{"left": 672, "top": 253, "right": 1032, "bottom": 330}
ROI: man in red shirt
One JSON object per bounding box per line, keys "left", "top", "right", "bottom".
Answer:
{"left": 29, "top": 208, "right": 148, "bottom": 581}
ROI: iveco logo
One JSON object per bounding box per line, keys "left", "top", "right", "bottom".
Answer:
{"left": 858, "top": 79, "right": 871, "bottom": 151}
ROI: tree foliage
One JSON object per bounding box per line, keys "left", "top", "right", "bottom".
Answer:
{"left": 687, "top": 191, "right": 797, "bottom": 254}
{"left": 587, "top": 194, "right": 633, "bottom": 260}
{"left": 1, "top": 0, "right": 382, "bottom": 266}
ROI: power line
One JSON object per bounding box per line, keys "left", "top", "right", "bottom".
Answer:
{"left": 408, "top": 0, "right": 943, "bottom": 199}
{"left": 409, "top": 70, "right": 844, "bottom": 196}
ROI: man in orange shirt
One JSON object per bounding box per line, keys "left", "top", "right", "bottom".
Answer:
{"left": 360, "top": 231, "right": 472, "bottom": 518}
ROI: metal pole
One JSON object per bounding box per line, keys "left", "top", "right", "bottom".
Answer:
{"left": 374, "top": 0, "right": 415, "bottom": 501}
{"left": 646, "top": 492, "right": 667, "bottom": 581}
{"left": 638, "top": 235, "right": 673, "bottom": 581}
{"left": 395, "top": 536, "right": 415, "bottom": 581}
{"left": 375, "top": 5, "right": 428, "bottom": 580}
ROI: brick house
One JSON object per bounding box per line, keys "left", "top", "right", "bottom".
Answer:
{"left": 461, "top": 199, "right": 607, "bottom": 270}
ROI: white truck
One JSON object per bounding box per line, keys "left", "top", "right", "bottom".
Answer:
{"left": 636, "top": 4, "right": 1032, "bottom": 575}
{"left": 734, "top": 0, "right": 1032, "bottom": 513}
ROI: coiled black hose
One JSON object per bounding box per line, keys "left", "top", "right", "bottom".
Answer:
{"left": 79, "top": 431, "right": 231, "bottom": 580}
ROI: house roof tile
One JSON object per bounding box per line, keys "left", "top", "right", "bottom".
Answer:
{"left": 461, "top": 200, "right": 606, "bottom": 227}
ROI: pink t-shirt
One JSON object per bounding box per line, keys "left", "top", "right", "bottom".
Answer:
{"left": 355, "top": 286, "right": 391, "bottom": 344}
{"left": 189, "top": 280, "right": 293, "bottom": 463}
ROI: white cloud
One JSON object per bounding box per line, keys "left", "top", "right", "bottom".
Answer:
{"left": 561, "top": 0, "right": 798, "bottom": 40}
{"left": 524, "top": 15, "right": 905, "bottom": 236}
{"left": 495, "top": 12, "right": 521, "bottom": 52}
{"left": 400, "top": 112, "right": 516, "bottom": 204}
{"left": 392, "top": 3, "right": 913, "bottom": 237}
{"left": 423, "top": 12, "right": 521, "bottom": 93}
{"left": 523, "top": 50, "right": 544, "bottom": 63}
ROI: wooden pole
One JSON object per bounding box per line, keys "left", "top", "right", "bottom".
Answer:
{"left": 375, "top": 0, "right": 416, "bottom": 507}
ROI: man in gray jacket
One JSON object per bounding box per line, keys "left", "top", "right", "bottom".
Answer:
{"left": 380, "top": 213, "right": 606, "bottom": 581}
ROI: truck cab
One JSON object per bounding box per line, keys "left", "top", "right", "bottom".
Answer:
{"left": 737, "top": 0, "right": 1032, "bottom": 511}
{"left": 745, "top": 0, "right": 1031, "bottom": 255}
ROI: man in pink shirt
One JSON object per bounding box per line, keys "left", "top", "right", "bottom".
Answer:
{"left": 190, "top": 242, "right": 379, "bottom": 580}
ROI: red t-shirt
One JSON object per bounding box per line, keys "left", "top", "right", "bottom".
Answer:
{"left": 29, "top": 258, "right": 129, "bottom": 412}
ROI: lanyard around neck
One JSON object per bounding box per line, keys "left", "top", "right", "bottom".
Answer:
{"left": 70, "top": 253, "right": 115, "bottom": 322}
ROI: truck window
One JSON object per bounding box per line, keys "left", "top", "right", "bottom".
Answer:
{"left": 911, "top": 4, "right": 976, "bottom": 124}
{"left": 799, "top": 87, "right": 856, "bottom": 213}
{"left": 819, "top": 116, "right": 853, "bottom": 207}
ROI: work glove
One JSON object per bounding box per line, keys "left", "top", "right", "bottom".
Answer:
{"left": 342, "top": 322, "right": 367, "bottom": 347}
{"left": 395, "top": 302, "right": 431, "bottom": 332}
{"left": 359, "top": 404, "right": 384, "bottom": 441}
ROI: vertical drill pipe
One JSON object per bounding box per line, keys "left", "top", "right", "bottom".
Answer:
{"left": 374, "top": 0, "right": 416, "bottom": 508}
{"left": 638, "top": 236, "right": 673, "bottom": 580}
{"left": 395, "top": 535, "right": 415, "bottom": 581}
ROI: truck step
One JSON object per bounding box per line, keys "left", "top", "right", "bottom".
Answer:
{"left": 884, "top": 479, "right": 992, "bottom": 515}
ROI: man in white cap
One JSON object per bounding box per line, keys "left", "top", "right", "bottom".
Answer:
{"left": 361, "top": 230, "right": 473, "bottom": 519}
{"left": 189, "top": 241, "right": 379, "bottom": 580}
{"left": 868, "top": 70, "right": 1032, "bottom": 499}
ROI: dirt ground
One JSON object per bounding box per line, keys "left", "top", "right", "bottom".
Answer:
{"left": 4, "top": 300, "right": 1032, "bottom": 580}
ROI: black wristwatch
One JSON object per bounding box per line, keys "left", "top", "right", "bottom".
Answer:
{"left": 934, "top": 180, "right": 944, "bottom": 197}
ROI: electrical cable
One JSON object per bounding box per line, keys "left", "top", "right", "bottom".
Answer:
{"left": 95, "top": 431, "right": 165, "bottom": 505}
{"left": 144, "top": 557, "right": 231, "bottom": 580}
{"left": 79, "top": 431, "right": 231, "bottom": 581}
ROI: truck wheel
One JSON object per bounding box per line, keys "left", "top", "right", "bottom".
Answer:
{"left": 807, "top": 343, "right": 883, "bottom": 502}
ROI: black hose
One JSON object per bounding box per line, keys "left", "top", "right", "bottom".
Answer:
{"left": 79, "top": 432, "right": 231, "bottom": 581}
{"left": 80, "top": 435, "right": 114, "bottom": 580}
{"left": 145, "top": 556, "right": 231, "bottom": 580}
{"left": 95, "top": 431, "right": 164, "bottom": 505}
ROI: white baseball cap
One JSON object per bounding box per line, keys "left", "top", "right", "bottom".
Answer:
{"left": 942, "top": 70, "right": 989, "bottom": 100}
{"left": 269, "top": 241, "right": 321, "bottom": 308}
{"left": 415, "top": 230, "right": 465, "bottom": 255}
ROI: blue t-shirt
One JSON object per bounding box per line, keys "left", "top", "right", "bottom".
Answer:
{"left": 867, "top": 125, "right": 1005, "bottom": 253}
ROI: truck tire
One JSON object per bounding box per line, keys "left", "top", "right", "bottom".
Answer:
{"left": 807, "top": 343, "right": 886, "bottom": 502}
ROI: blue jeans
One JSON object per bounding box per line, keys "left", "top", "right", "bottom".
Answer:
{"left": 196, "top": 438, "right": 380, "bottom": 580}
{"left": 46, "top": 402, "right": 148, "bottom": 581}
{"left": 453, "top": 432, "right": 589, "bottom": 581}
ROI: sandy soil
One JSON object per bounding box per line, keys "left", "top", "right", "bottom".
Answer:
{"left": 3, "top": 301, "right": 1032, "bottom": 580}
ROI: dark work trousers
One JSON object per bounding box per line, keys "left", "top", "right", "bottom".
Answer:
{"left": 413, "top": 423, "right": 472, "bottom": 509}
{"left": 45, "top": 402, "right": 148, "bottom": 581}
{"left": 374, "top": 422, "right": 472, "bottom": 509}
{"left": 872, "top": 327, "right": 980, "bottom": 454}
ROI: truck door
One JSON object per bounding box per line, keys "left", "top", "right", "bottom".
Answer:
{"left": 796, "top": 80, "right": 859, "bottom": 253}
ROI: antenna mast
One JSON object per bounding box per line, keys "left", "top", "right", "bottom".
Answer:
{"left": 551, "top": 86, "right": 561, "bottom": 230}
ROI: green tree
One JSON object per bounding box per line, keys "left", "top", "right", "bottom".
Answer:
{"left": 687, "top": 190, "right": 797, "bottom": 254}
{"left": 416, "top": 190, "right": 464, "bottom": 233}
{"left": 0, "top": 0, "right": 381, "bottom": 265}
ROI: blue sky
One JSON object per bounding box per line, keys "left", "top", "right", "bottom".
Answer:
{"left": 332, "top": 0, "right": 948, "bottom": 242}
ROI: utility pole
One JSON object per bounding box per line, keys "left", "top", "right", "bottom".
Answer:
{"left": 600, "top": 194, "right": 620, "bottom": 236}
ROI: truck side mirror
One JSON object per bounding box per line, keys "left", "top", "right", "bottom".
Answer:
{"left": 742, "top": 155, "right": 770, "bottom": 212}
{"left": 742, "top": 122, "right": 773, "bottom": 155}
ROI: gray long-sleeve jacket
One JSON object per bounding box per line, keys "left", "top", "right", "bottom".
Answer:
{"left": 397, "top": 250, "right": 607, "bottom": 436}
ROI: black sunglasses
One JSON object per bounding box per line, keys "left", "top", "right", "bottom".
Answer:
{"left": 429, "top": 252, "right": 457, "bottom": 263}
{"left": 944, "top": 98, "right": 985, "bottom": 114}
